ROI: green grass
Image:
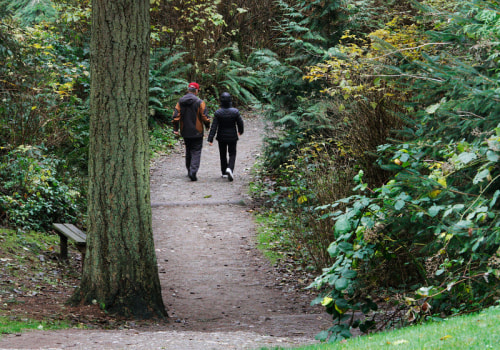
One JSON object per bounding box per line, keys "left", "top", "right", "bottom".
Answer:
{"left": 262, "top": 306, "right": 500, "bottom": 350}
{"left": 254, "top": 213, "right": 290, "bottom": 264}
{"left": 0, "top": 229, "right": 76, "bottom": 338}
{"left": 0, "top": 317, "right": 70, "bottom": 335}
{"left": 1, "top": 229, "right": 59, "bottom": 253}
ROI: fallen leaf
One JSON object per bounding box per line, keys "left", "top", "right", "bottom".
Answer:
{"left": 421, "top": 302, "right": 431, "bottom": 313}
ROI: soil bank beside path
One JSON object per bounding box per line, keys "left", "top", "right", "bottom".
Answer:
{"left": 0, "top": 115, "right": 330, "bottom": 349}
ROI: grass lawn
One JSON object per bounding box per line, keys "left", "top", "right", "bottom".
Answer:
{"left": 264, "top": 305, "right": 500, "bottom": 350}
{"left": 0, "top": 316, "right": 70, "bottom": 335}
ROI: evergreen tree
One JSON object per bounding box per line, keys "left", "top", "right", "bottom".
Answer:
{"left": 74, "top": 0, "right": 166, "bottom": 319}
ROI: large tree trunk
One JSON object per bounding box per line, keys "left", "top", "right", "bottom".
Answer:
{"left": 74, "top": 0, "right": 166, "bottom": 319}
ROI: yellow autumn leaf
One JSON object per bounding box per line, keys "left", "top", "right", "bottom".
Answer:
{"left": 429, "top": 162, "right": 442, "bottom": 169}
{"left": 321, "top": 296, "right": 333, "bottom": 306}
{"left": 298, "top": 195, "right": 308, "bottom": 204}
{"left": 438, "top": 177, "right": 447, "bottom": 188}
{"left": 429, "top": 189, "right": 441, "bottom": 198}
{"left": 335, "top": 303, "right": 347, "bottom": 314}
{"left": 440, "top": 335, "right": 452, "bottom": 341}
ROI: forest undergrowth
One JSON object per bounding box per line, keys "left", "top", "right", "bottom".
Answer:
{"left": 1, "top": 0, "right": 499, "bottom": 343}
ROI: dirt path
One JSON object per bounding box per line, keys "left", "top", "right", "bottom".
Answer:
{"left": 0, "top": 115, "right": 330, "bottom": 349}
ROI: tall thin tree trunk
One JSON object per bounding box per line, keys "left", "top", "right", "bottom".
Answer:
{"left": 73, "top": 0, "right": 166, "bottom": 319}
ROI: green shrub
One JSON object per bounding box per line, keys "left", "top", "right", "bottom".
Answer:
{"left": 307, "top": 0, "right": 500, "bottom": 341}
{"left": 0, "top": 14, "right": 90, "bottom": 167}
{"left": 149, "top": 127, "right": 178, "bottom": 157}
{"left": 259, "top": 136, "right": 360, "bottom": 269}
{"left": 0, "top": 146, "right": 85, "bottom": 231}
{"left": 253, "top": 0, "right": 500, "bottom": 342}
{"left": 0, "top": 0, "right": 58, "bottom": 25}
{"left": 309, "top": 125, "right": 500, "bottom": 339}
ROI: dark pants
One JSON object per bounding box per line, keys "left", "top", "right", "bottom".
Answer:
{"left": 218, "top": 141, "right": 237, "bottom": 175}
{"left": 184, "top": 137, "right": 203, "bottom": 175}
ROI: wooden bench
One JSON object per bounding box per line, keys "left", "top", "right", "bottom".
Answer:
{"left": 52, "top": 223, "right": 86, "bottom": 260}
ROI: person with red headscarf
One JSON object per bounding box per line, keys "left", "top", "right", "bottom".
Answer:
{"left": 173, "top": 82, "right": 211, "bottom": 181}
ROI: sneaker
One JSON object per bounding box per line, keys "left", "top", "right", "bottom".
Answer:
{"left": 226, "top": 168, "right": 233, "bottom": 182}
{"left": 221, "top": 174, "right": 228, "bottom": 178}
{"left": 188, "top": 171, "right": 197, "bottom": 181}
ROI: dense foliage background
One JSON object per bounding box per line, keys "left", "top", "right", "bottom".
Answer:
{"left": 1, "top": 0, "right": 499, "bottom": 343}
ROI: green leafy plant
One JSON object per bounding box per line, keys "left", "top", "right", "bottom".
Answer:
{"left": 204, "top": 44, "right": 263, "bottom": 107}
{"left": 149, "top": 50, "right": 192, "bottom": 124}
{"left": 254, "top": 0, "right": 500, "bottom": 342}
{"left": 0, "top": 0, "right": 58, "bottom": 25}
{"left": 149, "top": 127, "right": 177, "bottom": 157}
{"left": 0, "top": 146, "right": 85, "bottom": 231}
{"left": 0, "top": 10, "right": 90, "bottom": 170}
{"left": 307, "top": 6, "right": 500, "bottom": 332}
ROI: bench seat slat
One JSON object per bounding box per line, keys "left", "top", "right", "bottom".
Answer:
{"left": 53, "top": 223, "right": 86, "bottom": 244}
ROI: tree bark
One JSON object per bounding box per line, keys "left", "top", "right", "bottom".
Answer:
{"left": 74, "top": 0, "right": 167, "bottom": 319}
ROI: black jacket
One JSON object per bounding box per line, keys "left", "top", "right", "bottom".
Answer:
{"left": 207, "top": 104, "right": 244, "bottom": 143}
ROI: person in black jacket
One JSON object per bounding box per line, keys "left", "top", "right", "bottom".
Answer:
{"left": 208, "top": 92, "right": 244, "bottom": 182}
{"left": 173, "top": 82, "right": 211, "bottom": 181}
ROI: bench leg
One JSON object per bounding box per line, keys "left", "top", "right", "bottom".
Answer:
{"left": 60, "top": 234, "right": 68, "bottom": 260}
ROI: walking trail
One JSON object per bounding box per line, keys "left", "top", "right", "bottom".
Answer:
{"left": 0, "top": 115, "right": 330, "bottom": 349}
